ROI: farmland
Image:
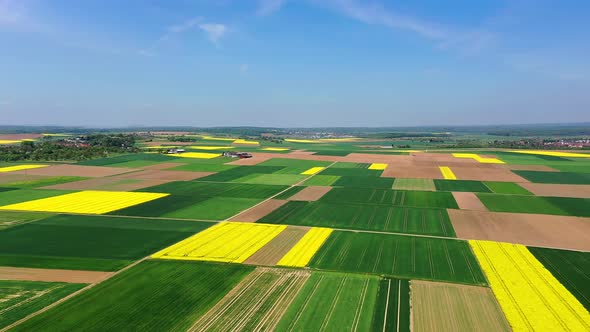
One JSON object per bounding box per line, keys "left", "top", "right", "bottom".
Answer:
{"left": 1, "top": 131, "right": 589, "bottom": 331}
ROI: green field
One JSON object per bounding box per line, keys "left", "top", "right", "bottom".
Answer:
{"left": 273, "top": 185, "right": 305, "bottom": 199}
{"left": 333, "top": 176, "right": 395, "bottom": 188}
{"left": 528, "top": 247, "right": 590, "bottom": 310}
{"left": 320, "top": 167, "right": 383, "bottom": 177}
{"left": 10, "top": 261, "right": 253, "bottom": 332}
{"left": 393, "top": 178, "right": 436, "bottom": 191}
{"left": 477, "top": 193, "right": 590, "bottom": 217}
{"left": 161, "top": 196, "right": 262, "bottom": 220}
{"left": 0, "top": 280, "right": 85, "bottom": 329}
{"left": 0, "top": 189, "right": 72, "bottom": 206}
{"left": 320, "top": 188, "right": 459, "bottom": 209}
{"left": 232, "top": 173, "right": 306, "bottom": 185}
{"left": 483, "top": 181, "right": 533, "bottom": 195}
{"left": 169, "top": 162, "right": 237, "bottom": 172}
{"left": 260, "top": 201, "right": 456, "bottom": 237}
{"left": 0, "top": 211, "right": 53, "bottom": 230}
{"left": 370, "top": 279, "right": 410, "bottom": 332}
{"left": 0, "top": 215, "right": 210, "bottom": 271}
{"left": 198, "top": 165, "right": 285, "bottom": 182}
{"left": 434, "top": 180, "right": 492, "bottom": 193}
{"left": 1, "top": 176, "right": 86, "bottom": 189}
{"left": 257, "top": 158, "right": 332, "bottom": 168}
{"left": 310, "top": 231, "right": 486, "bottom": 285}
{"left": 136, "top": 181, "right": 288, "bottom": 198}
{"left": 513, "top": 170, "right": 590, "bottom": 184}
{"left": 275, "top": 272, "right": 380, "bottom": 331}
{"left": 302, "top": 175, "right": 340, "bottom": 186}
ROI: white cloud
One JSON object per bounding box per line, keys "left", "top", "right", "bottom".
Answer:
{"left": 168, "top": 17, "right": 201, "bottom": 34}
{"left": 258, "top": 0, "right": 286, "bottom": 16}
{"left": 199, "top": 23, "right": 227, "bottom": 44}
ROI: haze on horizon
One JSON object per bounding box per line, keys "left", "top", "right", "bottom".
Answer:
{"left": 1, "top": 0, "right": 589, "bottom": 127}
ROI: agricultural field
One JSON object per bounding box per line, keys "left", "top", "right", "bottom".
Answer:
{"left": 1, "top": 134, "right": 589, "bottom": 331}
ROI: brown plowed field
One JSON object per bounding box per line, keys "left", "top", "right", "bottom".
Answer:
{"left": 141, "top": 162, "right": 187, "bottom": 170}
{"left": 448, "top": 209, "right": 590, "bottom": 251}
{"left": 228, "top": 199, "right": 288, "bottom": 222}
{"left": 243, "top": 226, "right": 310, "bottom": 265}
{"left": 518, "top": 183, "right": 590, "bottom": 198}
{"left": 411, "top": 280, "right": 510, "bottom": 332}
{"left": 450, "top": 166, "right": 528, "bottom": 182}
{"left": 12, "top": 164, "right": 139, "bottom": 177}
{"left": 381, "top": 166, "right": 443, "bottom": 179}
{"left": 113, "top": 169, "right": 212, "bottom": 181}
{"left": 452, "top": 192, "right": 488, "bottom": 211}
{"left": 0, "top": 174, "right": 49, "bottom": 184}
{"left": 0, "top": 267, "right": 113, "bottom": 283}
{"left": 288, "top": 186, "right": 332, "bottom": 201}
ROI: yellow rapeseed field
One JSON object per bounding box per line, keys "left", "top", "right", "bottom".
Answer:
{"left": 0, "top": 164, "right": 48, "bottom": 173}
{"left": 453, "top": 153, "right": 505, "bottom": 164}
{"left": 470, "top": 240, "right": 590, "bottom": 331}
{"left": 0, "top": 190, "right": 169, "bottom": 214}
{"left": 262, "top": 147, "right": 290, "bottom": 151}
{"left": 0, "top": 140, "right": 22, "bottom": 145}
{"left": 509, "top": 150, "right": 590, "bottom": 158}
{"left": 368, "top": 163, "right": 388, "bottom": 170}
{"left": 167, "top": 152, "right": 220, "bottom": 159}
{"left": 439, "top": 166, "right": 457, "bottom": 180}
{"left": 277, "top": 227, "right": 332, "bottom": 267}
{"left": 152, "top": 222, "right": 287, "bottom": 263}
{"left": 233, "top": 139, "right": 259, "bottom": 145}
{"left": 301, "top": 167, "right": 325, "bottom": 175}
{"left": 190, "top": 145, "right": 234, "bottom": 150}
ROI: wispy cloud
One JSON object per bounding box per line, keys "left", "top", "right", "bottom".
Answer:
{"left": 257, "top": 0, "right": 287, "bottom": 16}
{"left": 199, "top": 23, "right": 227, "bottom": 44}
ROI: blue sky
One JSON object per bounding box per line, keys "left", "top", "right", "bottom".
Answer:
{"left": 1, "top": 0, "right": 589, "bottom": 127}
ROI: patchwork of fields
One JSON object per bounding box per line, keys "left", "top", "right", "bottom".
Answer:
{"left": 1, "top": 142, "right": 589, "bottom": 331}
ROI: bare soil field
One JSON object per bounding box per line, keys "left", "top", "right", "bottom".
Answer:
{"left": 0, "top": 267, "right": 113, "bottom": 283}
{"left": 0, "top": 134, "right": 43, "bottom": 140}
{"left": 288, "top": 150, "right": 317, "bottom": 156}
{"left": 448, "top": 209, "right": 590, "bottom": 251}
{"left": 452, "top": 192, "right": 488, "bottom": 211}
{"left": 188, "top": 267, "right": 310, "bottom": 332}
{"left": 503, "top": 164, "right": 559, "bottom": 172}
{"left": 229, "top": 199, "right": 289, "bottom": 222}
{"left": 12, "top": 164, "right": 138, "bottom": 178}
{"left": 0, "top": 174, "right": 49, "bottom": 184}
{"left": 411, "top": 280, "right": 510, "bottom": 332}
{"left": 288, "top": 186, "right": 332, "bottom": 201}
{"left": 450, "top": 166, "right": 528, "bottom": 182}
{"left": 518, "top": 183, "right": 590, "bottom": 198}
{"left": 381, "top": 166, "right": 443, "bottom": 179}
{"left": 243, "top": 226, "right": 310, "bottom": 265}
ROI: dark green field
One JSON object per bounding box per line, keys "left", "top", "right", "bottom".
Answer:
{"left": 310, "top": 231, "right": 486, "bottom": 285}
{"left": 528, "top": 247, "right": 590, "bottom": 310}
{"left": 483, "top": 181, "right": 533, "bottom": 195}
{"left": 10, "top": 261, "right": 253, "bottom": 332}
{"left": 320, "top": 167, "right": 382, "bottom": 177}
{"left": 477, "top": 193, "right": 590, "bottom": 217}
{"left": 198, "top": 165, "right": 285, "bottom": 182}
{"left": 0, "top": 280, "right": 85, "bottom": 329}
{"left": 513, "top": 170, "right": 590, "bottom": 184}
{"left": 320, "top": 188, "right": 459, "bottom": 209}
{"left": 370, "top": 279, "right": 410, "bottom": 332}
{"left": 0, "top": 215, "right": 210, "bottom": 271}
{"left": 434, "top": 180, "right": 492, "bottom": 193}
{"left": 273, "top": 185, "right": 306, "bottom": 199}
{"left": 260, "top": 201, "right": 456, "bottom": 237}
{"left": 333, "top": 176, "right": 395, "bottom": 188}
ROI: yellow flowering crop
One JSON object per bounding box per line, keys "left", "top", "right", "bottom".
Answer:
{"left": 233, "top": 139, "right": 259, "bottom": 145}
{"left": 368, "top": 163, "right": 388, "bottom": 170}
{"left": 0, "top": 190, "right": 168, "bottom": 214}
{"left": 301, "top": 167, "right": 325, "bottom": 175}
{"left": 470, "top": 240, "right": 590, "bottom": 331}
{"left": 0, "top": 140, "right": 22, "bottom": 145}
{"left": 152, "top": 222, "right": 287, "bottom": 263}
{"left": 509, "top": 150, "right": 590, "bottom": 158}
{"left": 277, "top": 227, "right": 332, "bottom": 267}
{"left": 0, "top": 164, "right": 48, "bottom": 173}
{"left": 439, "top": 166, "right": 457, "bottom": 180}
{"left": 262, "top": 147, "right": 289, "bottom": 151}
{"left": 167, "top": 152, "right": 220, "bottom": 159}
{"left": 453, "top": 153, "right": 505, "bottom": 164}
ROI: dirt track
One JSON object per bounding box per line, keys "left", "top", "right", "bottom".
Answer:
{"left": 288, "top": 186, "right": 332, "bottom": 201}
{"left": 243, "top": 226, "right": 310, "bottom": 265}
{"left": 448, "top": 209, "right": 590, "bottom": 251}
{"left": 228, "top": 199, "right": 288, "bottom": 222}
{"left": 0, "top": 267, "right": 114, "bottom": 283}
{"left": 452, "top": 192, "right": 488, "bottom": 211}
